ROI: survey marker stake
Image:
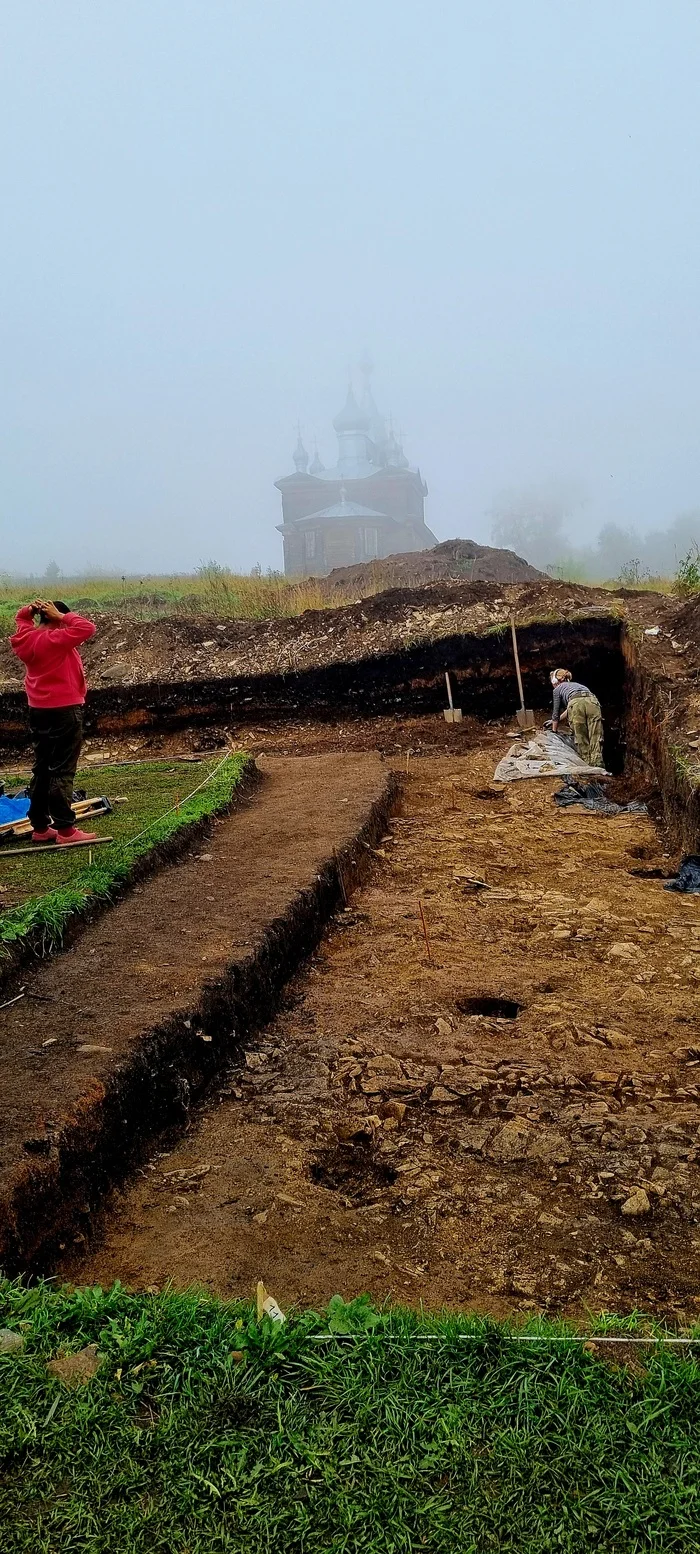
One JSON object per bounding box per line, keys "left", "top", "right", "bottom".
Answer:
{"left": 510, "top": 616, "right": 535, "bottom": 730}
{"left": 443, "top": 671, "right": 463, "bottom": 723}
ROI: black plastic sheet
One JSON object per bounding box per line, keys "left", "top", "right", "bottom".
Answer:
{"left": 553, "top": 781, "right": 647, "bottom": 816}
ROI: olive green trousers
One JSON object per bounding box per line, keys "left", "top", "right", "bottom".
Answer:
{"left": 567, "top": 695, "right": 603, "bottom": 769}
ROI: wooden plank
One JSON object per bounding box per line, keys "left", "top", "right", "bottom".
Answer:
{"left": 0, "top": 837, "right": 113, "bottom": 858}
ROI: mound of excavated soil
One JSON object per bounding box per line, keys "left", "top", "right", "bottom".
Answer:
{"left": 0, "top": 578, "right": 671, "bottom": 693}
{"left": 319, "top": 538, "right": 546, "bottom": 598}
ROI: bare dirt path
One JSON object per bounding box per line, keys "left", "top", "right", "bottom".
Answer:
{"left": 66, "top": 747, "right": 700, "bottom": 1324}
{"left": 0, "top": 755, "right": 390, "bottom": 1267}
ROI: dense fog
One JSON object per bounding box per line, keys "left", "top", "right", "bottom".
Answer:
{"left": 2, "top": 3, "right": 700, "bottom": 577}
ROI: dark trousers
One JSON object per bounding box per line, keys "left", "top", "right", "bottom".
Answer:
{"left": 27, "top": 706, "right": 84, "bottom": 831}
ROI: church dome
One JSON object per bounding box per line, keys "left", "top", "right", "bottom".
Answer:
{"left": 332, "top": 385, "right": 370, "bottom": 434}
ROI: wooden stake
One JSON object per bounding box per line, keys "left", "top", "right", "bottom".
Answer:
{"left": 418, "top": 900, "right": 433, "bottom": 964}
{"left": 406, "top": 750, "right": 411, "bottom": 775}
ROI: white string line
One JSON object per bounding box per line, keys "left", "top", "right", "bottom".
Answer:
{"left": 305, "top": 1334, "right": 700, "bottom": 1346}
{"left": 121, "top": 748, "right": 238, "bottom": 850}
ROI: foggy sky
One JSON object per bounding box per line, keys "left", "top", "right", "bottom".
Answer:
{"left": 2, "top": 1, "right": 700, "bottom": 577}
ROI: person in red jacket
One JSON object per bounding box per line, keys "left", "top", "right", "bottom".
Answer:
{"left": 10, "top": 599, "right": 99, "bottom": 845}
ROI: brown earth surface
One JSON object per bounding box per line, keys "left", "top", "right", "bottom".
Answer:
{"left": 0, "top": 577, "right": 679, "bottom": 693}
{"left": 318, "top": 537, "right": 546, "bottom": 596}
{"left": 64, "top": 742, "right": 700, "bottom": 1324}
{"left": 0, "top": 755, "right": 390, "bottom": 1265}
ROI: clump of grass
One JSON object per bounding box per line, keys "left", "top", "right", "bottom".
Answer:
{"left": 0, "top": 753, "right": 249, "bottom": 955}
{"left": 0, "top": 1281, "right": 699, "bottom": 1554}
{"left": 674, "top": 544, "right": 700, "bottom": 598}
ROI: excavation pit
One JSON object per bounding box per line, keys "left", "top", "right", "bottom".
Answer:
{"left": 456, "top": 996, "right": 523, "bottom": 1020}
{"left": 2, "top": 581, "right": 700, "bottom": 1321}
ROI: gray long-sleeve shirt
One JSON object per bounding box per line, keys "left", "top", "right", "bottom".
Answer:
{"left": 552, "top": 680, "right": 593, "bottom": 721}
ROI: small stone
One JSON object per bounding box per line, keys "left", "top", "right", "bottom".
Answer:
{"left": 608, "top": 942, "right": 643, "bottom": 960}
{"left": 621, "top": 1188, "right": 651, "bottom": 1217}
{"left": 606, "top": 1031, "right": 634, "bottom": 1049}
{"left": 365, "top": 1054, "right": 403, "bottom": 1075}
{"left": 459, "top": 1122, "right": 497, "bottom": 1154}
{"left": 252, "top": 1210, "right": 268, "bottom": 1224}
{"left": 528, "top": 1130, "right": 571, "bottom": 1165}
{"left": 0, "top": 1329, "right": 24, "bottom": 1354}
{"left": 47, "top": 1344, "right": 103, "bottom": 1388}
{"left": 489, "top": 1120, "right": 531, "bottom": 1162}
{"left": 380, "top": 1100, "right": 406, "bottom": 1123}
{"left": 429, "top": 1085, "right": 458, "bottom": 1104}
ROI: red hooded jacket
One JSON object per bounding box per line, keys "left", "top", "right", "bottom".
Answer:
{"left": 10, "top": 607, "right": 96, "bottom": 709}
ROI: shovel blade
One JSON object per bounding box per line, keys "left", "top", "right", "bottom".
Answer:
{"left": 516, "top": 708, "right": 535, "bottom": 730}
{"left": 444, "top": 708, "right": 463, "bottom": 723}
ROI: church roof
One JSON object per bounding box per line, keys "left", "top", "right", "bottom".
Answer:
{"left": 305, "top": 494, "right": 388, "bottom": 522}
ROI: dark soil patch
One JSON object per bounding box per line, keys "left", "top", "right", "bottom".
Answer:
{"left": 456, "top": 996, "right": 522, "bottom": 1019}
{"left": 309, "top": 1142, "right": 398, "bottom": 1198}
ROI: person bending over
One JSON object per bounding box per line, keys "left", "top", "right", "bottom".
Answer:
{"left": 549, "top": 667, "right": 604, "bottom": 769}
{"left": 10, "top": 599, "right": 98, "bottom": 845}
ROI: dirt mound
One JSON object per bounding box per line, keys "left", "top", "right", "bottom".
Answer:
{"left": 0, "top": 577, "right": 672, "bottom": 695}
{"left": 320, "top": 538, "right": 546, "bottom": 599}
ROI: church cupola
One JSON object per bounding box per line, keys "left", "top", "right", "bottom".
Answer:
{"left": 333, "top": 385, "right": 372, "bottom": 476}
{"left": 293, "top": 427, "right": 309, "bottom": 474}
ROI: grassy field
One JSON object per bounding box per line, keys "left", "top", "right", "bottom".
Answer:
{"left": 0, "top": 1282, "right": 698, "bottom": 1553}
{"left": 0, "top": 753, "right": 249, "bottom": 955}
{"left": 0, "top": 566, "right": 327, "bottom": 629}
{"left": 1, "top": 562, "right": 690, "bottom": 634}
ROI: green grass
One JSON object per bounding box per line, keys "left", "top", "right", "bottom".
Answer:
{"left": 0, "top": 566, "right": 327, "bottom": 627}
{"left": 0, "top": 753, "right": 249, "bottom": 956}
{"left": 0, "top": 1282, "right": 698, "bottom": 1553}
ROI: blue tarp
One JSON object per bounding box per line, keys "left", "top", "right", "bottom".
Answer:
{"left": 0, "top": 794, "right": 30, "bottom": 825}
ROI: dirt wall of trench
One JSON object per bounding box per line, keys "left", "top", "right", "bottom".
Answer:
{"left": 622, "top": 628, "right": 700, "bottom": 857}
{"left": 0, "top": 616, "right": 625, "bottom": 747}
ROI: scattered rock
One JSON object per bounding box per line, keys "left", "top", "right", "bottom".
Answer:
{"left": 0, "top": 1329, "right": 24, "bottom": 1354}
{"left": 99, "top": 661, "right": 128, "bottom": 683}
{"left": 380, "top": 1100, "right": 407, "bottom": 1123}
{"left": 621, "top": 1188, "right": 651, "bottom": 1217}
{"left": 47, "top": 1344, "right": 103, "bottom": 1388}
{"left": 528, "top": 1130, "right": 571, "bottom": 1165}
{"left": 489, "top": 1120, "right": 531, "bottom": 1162}
{"left": 605, "top": 1030, "right": 634, "bottom": 1049}
{"left": 365, "top": 1054, "right": 403, "bottom": 1075}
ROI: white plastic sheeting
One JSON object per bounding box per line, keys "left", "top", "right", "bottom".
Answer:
{"left": 493, "top": 730, "right": 609, "bottom": 784}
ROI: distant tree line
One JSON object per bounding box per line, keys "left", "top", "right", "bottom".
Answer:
{"left": 490, "top": 486, "right": 700, "bottom": 583}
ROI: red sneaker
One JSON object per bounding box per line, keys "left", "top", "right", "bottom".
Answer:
{"left": 31, "top": 827, "right": 58, "bottom": 843}
{"left": 56, "top": 827, "right": 98, "bottom": 846}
